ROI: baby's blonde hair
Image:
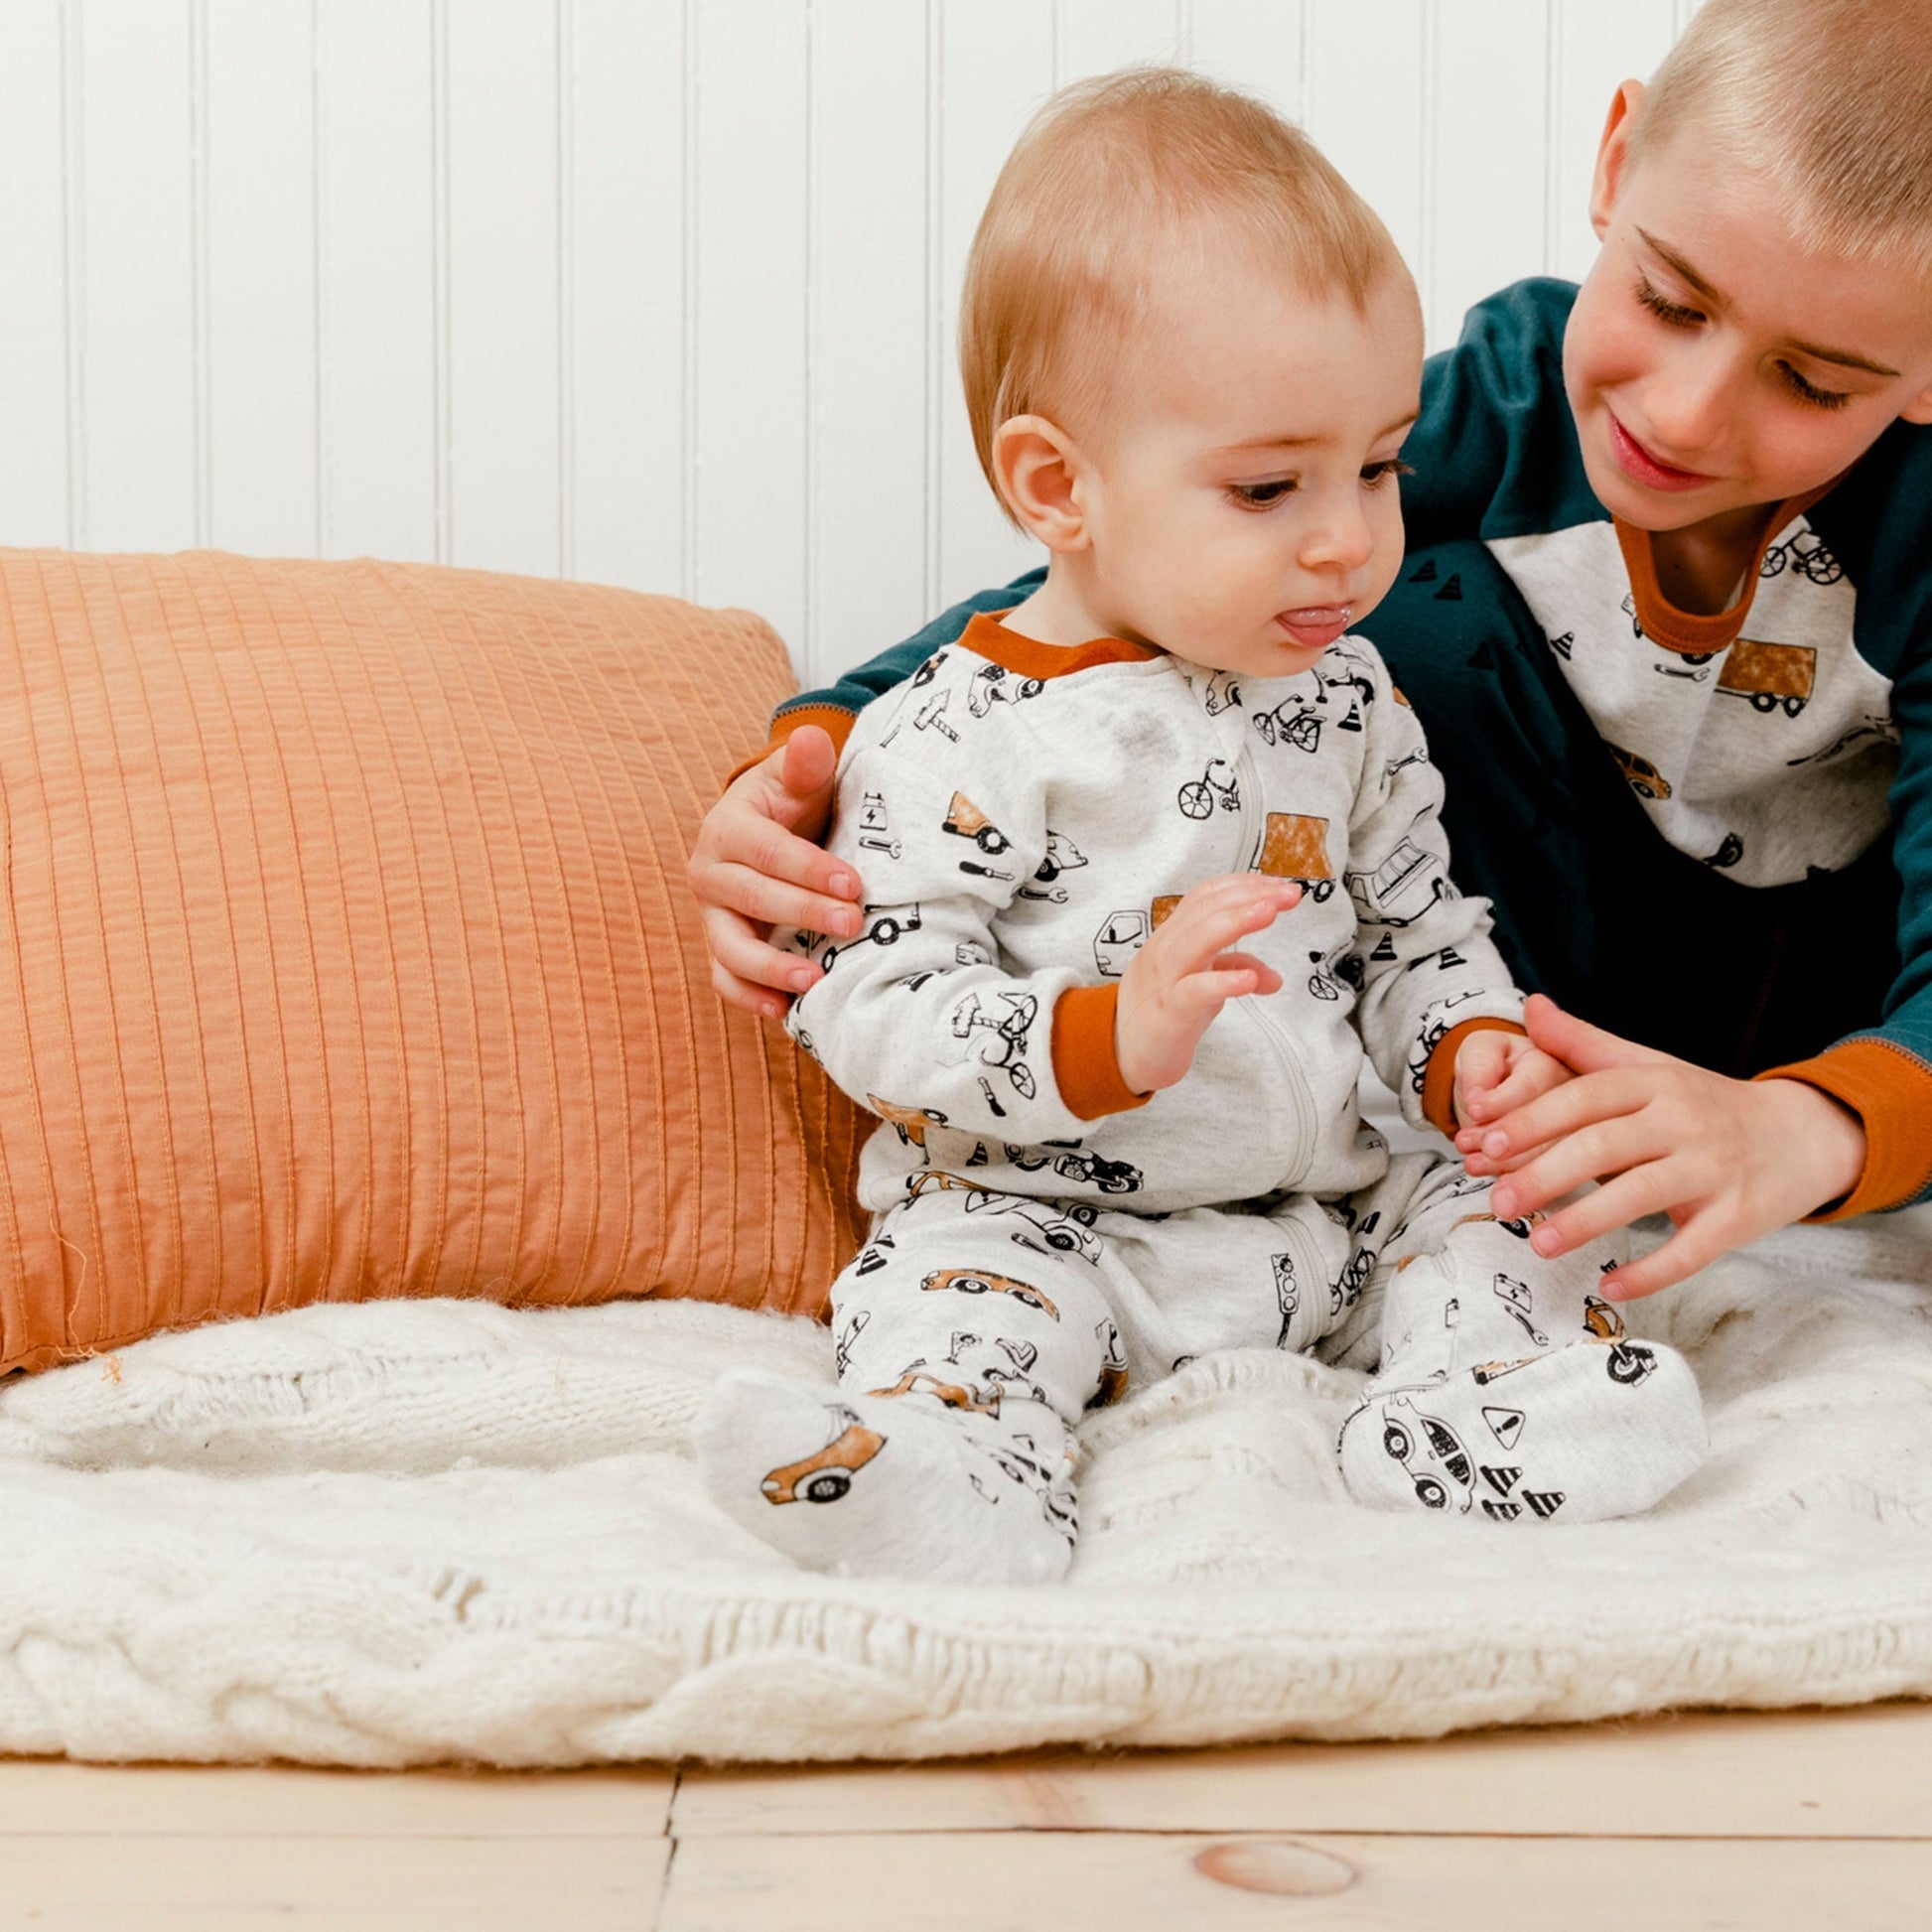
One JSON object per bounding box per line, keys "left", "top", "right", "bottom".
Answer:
{"left": 1630, "top": 0, "right": 1932, "bottom": 279}
{"left": 958, "top": 68, "right": 1408, "bottom": 523}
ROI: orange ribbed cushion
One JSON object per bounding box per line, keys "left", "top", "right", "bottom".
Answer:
{"left": 0, "top": 550, "right": 865, "bottom": 1374}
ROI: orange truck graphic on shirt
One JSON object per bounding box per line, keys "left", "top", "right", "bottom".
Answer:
{"left": 1607, "top": 743, "right": 1672, "bottom": 800}
{"left": 1718, "top": 639, "right": 1816, "bottom": 718}
{"left": 942, "top": 791, "right": 1011, "bottom": 853}
{"left": 869, "top": 1094, "right": 945, "bottom": 1149}
{"left": 1256, "top": 812, "right": 1335, "bottom": 899}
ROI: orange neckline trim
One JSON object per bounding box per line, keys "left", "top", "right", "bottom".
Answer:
{"left": 959, "top": 610, "right": 1162, "bottom": 680}
{"left": 1613, "top": 481, "right": 1837, "bottom": 656}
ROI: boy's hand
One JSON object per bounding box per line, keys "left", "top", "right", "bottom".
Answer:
{"left": 1467, "top": 994, "right": 1867, "bottom": 1301}
{"left": 686, "top": 727, "right": 861, "bottom": 1019}
{"left": 1450, "top": 1028, "right": 1571, "bottom": 1140}
{"left": 1114, "top": 875, "right": 1302, "bottom": 1096}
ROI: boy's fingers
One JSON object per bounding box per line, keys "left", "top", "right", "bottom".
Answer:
{"left": 1489, "top": 1114, "right": 1668, "bottom": 1219}
{"left": 1461, "top": 1141, "right": 1555, "bottom": 1178}
{"left": 1599, "top": 1212, "right": 1730, "bottom": 1302}
{"left": 1522, "top": 992, "right": 1670, "bottom": 1076}
{"left": 700, "top": 861, "right": 863, "bottom": 939}
{"left": 700, "top": 902, "right": 826, "bottom": 997}
{"left": 742, "top": 821, "right": 862, "bottom": 902}
{"left": 774, "top": 724, "right": 840, "bottom": 806}
{"left": 1475, "top": 1066, "right": 1655, "bottom": 1163}
{"left": 706, "top": 947, "right": 795, "bottom": 1021}
{"left": 1523, "top": 1161, "right": 1679, "bottom": 1258}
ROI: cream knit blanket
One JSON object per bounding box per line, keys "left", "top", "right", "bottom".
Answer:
{"left": 0, "top": 1207, "right": 1928, "bottom": 1768}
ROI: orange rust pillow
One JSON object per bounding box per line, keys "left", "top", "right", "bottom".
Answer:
{"left": 0, "top": 550, "right": 865, "bottom": 1374}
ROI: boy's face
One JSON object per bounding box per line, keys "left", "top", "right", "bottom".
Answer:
{"left": 1565, "top": 84, "right": 1932, "bottom": 536}
{"left": 1072, "top": 255, "right": 1422, "bottom": 679}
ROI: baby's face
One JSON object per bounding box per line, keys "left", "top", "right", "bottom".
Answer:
{"left": 1073, "top": 254, "right": 1423, "bottom": 680}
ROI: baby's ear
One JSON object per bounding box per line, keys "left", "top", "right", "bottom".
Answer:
{"left": 991, "top": 415, "right": 1090, "bottom": 552}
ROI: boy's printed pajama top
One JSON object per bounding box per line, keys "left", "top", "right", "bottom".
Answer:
{"left": 766, "top": 280, "right": 1932, "bottom": 1221}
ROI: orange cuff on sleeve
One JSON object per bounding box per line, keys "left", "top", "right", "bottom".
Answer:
{"left": 1420, "top": 1016, "right": 1528, "bottom": 1139}
{"left": 1755, "top": 1036, "right": 1932, "bottom": 1222}
{"left": 1051, "top": 984, "right": 1152, "bottom": 1122}
{"left": 722, "top": 704, "right": 860, "bottom": 789}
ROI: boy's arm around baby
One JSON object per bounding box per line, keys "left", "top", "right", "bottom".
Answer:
{"left": 774, "top": 670, "right": 1146, "bottom": 1148}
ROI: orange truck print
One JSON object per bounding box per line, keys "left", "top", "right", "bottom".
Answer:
{"left": 943, "top": 791, "right": 1012, "bottom": 854}
{"left": 920, "top": 1266, "right": 1060, "bottom": 1318}
{"left": 760, "top": 1406, "right": 887, "bottom": 1505}
{"left": 1607, "top": 743, "right": 1671, "bottom": 800}
{"left": 869, "top": 1094, "right": 946, "bottom": 1150}
{"left": 1256, "top": 812, "right": 1335, "bottom": 900}
{"left": 1718, "top": 639, "right": 1816, "bottom": 718}
{"left": 868, "top": 1369, "right": 1002, "bottom": 1416}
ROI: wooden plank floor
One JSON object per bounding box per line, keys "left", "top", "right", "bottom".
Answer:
{"left": 1, "top": 1702, "right": 1926, "bottom": 1929}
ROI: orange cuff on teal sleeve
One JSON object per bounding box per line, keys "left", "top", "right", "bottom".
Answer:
{"left": 1420, "top": 1017, "right": 1528, "bottom": 1139}
{"left": 1051, "top": 985, "right": 1153, "bottom": 1122}
{"left": 1755, "top": 1036, "right": 1932, "bottom": 1222}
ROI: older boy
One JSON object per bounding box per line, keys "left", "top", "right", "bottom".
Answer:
{"left": 691, "top": 0, "right": 1932, "bottom": 1303}
{"left": 694, "top": 72, "right": 1704, "bottom": 1587}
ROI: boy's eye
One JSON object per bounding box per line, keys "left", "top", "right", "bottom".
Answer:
{"left": 1228, "top": 480, "right": 1297, "bottom": 508}
{"left": 1635, "top": 275, "right": 1704, "bottom": 329}
{"left": 1361, "top": 459, "right": 1416, "bottom": 488}
{"left": 1777, "top": 362, "right": 1851, "bottom": 411}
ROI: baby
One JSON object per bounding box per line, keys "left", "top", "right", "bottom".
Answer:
{"left": 696, "top": 69, "right": 1707, "bottom": 1586}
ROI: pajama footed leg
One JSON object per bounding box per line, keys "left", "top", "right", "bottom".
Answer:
{"left": 1336, "top": 1202, "right": 1707, "bottom": 1526}
{"left": 694, "top": 1368, "right": 1078, "bottom": 1585}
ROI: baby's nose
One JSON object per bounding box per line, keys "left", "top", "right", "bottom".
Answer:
{"left": 1301, "top": 497, "right": 1375, "bottom": 573}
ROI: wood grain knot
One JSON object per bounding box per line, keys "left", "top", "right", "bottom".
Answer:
{"left": 1192, "top": 1839, "right": 1358, "bottom": 1896}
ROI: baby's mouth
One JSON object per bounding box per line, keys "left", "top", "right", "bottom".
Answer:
{"left": 1275, "top": 606, "right": 1352, "bottom": 649}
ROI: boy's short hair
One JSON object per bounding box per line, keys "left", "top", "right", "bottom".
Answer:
{"left": 1631, "top": 0, "right": 1932, "bottom": 278}
{"left": 959, "top": 68, "right": 1408, "bottom": 519}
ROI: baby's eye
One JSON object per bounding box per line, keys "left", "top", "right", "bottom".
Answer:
{"left": 1227, "top": 479, "right": 1297, "bottom": 508}
{"left": 1361, "top": 459, "right": 1416, "bottom": 488}
{"left": 1777, "top": 362, "right": 1851, "bottom": 411}
{"left": 1635, "top": 275, "right": 1704, "bottom": 328}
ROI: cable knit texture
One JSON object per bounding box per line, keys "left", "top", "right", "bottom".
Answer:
{"left": 0, "top": 1204, "right": 1925, "bottom": 1766}
{"left": 0, "top": 548, "right": 867, "bottom": 1372}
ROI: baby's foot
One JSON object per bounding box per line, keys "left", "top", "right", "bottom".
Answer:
{"left": 694, "top": 1368, "right": 1077, "bottom": 1585}
{"left": 1336, "top": 1337, "right": 1706, "bottom": 1526}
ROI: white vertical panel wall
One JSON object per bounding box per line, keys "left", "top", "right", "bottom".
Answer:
{"left": 0, "top": 0, "right": 1706, "bottom": 686}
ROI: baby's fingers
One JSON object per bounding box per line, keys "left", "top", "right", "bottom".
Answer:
{"left": 1475, "top": 1052, "right": 1572, "bottom": 1121}
{"left": 1207, "top": 950, "right": 1283, "bottom": 995}
{"left": 1167, "top": 964, "right": 1268, "bottom": 1019}
{"left": 1162, "top": 881, "right": 1301, "bottom": 974}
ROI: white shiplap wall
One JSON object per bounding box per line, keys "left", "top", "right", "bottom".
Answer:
{"left": 0, "top": 0, "right": 1703, "bottom": 687}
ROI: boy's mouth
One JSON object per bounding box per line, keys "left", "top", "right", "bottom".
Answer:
{"left": 1275, "top": 606, "right": 1352, "bottom": 649}
{"left": 1606, "top": 410, "right": 1719, "bottom": 493}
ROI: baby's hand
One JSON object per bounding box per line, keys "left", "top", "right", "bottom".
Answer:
{"left": 1451, "top": 1029, "right": 1572, "bottom": 1163}
{"left": 1114, "top": 875, "right": 1301, "bottom": 1096}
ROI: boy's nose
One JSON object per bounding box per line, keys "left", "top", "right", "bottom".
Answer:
{"left": 1640, "top": 344, "right": 1733, "bottom": 460}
